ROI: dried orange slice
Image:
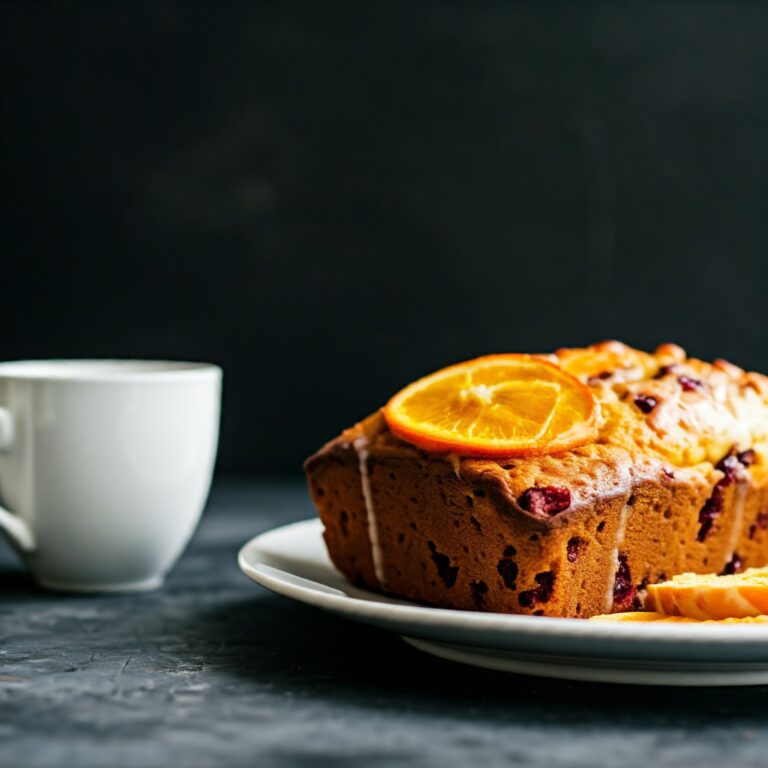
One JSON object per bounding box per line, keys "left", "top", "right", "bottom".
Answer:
{"left": 589, "top": 611, "right": 768, "bottom": 624}
{"left": 383, "top": 354, "right": 597, "bottom": 458}
{"left": 645, "top": 568, "right": 768, "bottom": 620}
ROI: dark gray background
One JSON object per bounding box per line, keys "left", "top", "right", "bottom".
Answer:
{"left": 2, "top": 1, "right": 767, "bottom": 472}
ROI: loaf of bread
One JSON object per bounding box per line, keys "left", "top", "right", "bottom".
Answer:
{"left": 304, "top": 342, "right": 768, "bottom": 618}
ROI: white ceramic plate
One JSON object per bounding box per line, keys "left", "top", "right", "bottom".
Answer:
{"left": 238, "top": 519, "right": 768, "bottom": 686}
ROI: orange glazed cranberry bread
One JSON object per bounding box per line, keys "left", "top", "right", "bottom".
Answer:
{"left": 304, "top": 342, "right": 768, "bottom": 618}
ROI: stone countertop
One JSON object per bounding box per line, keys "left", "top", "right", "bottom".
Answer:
{"left": 1, "top": 477, "right": 766, "bottom": 768}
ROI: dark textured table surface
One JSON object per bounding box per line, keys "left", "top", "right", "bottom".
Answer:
{"left": 2, "top": 477, "right": 767, "bottom": 768}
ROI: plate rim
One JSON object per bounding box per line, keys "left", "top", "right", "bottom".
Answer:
{"left": 401, "top": 637, "right": 768, "bottom": 687}
{"left": 238, "top": 518, "right": 768, "bottom": 647}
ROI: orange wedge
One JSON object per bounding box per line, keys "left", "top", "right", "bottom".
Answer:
{"left": 644, "top": 568, "right": 768, "bottom": 620}
{"left": 383, "top": 354, "right": 597, "bottom": 458}
{"left": 589, "top": 611, "right": 768, "bottom": 624}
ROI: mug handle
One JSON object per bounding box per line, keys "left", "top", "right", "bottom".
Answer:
{"left": 0, "top": 407, "right": 35, "bottom": 552}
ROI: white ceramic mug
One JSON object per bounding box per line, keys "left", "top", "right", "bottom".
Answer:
{"left": 0, "top": 360, "right": 221, "bottom": 592}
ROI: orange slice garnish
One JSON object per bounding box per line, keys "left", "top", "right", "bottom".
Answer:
{"left": 383, "top": 354, "right": 597, "bottom": 458}
{"left": 589, "top": 611, "right": 768, "bottom": 624}
{"left": 645, "top": 568, "right": 768, "bottom": 620}
{"left": 556, "top": 340, "right": 654, "bottom": 382}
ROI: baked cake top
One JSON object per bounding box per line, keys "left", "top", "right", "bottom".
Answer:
{"left": 555, "top": 341, "right": 768, "bottom": 468}
{"left": 310, "top": 341, "right": 768, "bottom": 520}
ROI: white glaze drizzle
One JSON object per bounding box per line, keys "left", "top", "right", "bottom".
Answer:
{"left": 604, "top": 489, "right": 632, "bottom": 613}
{"left": 722, "top": 468, "right": 748, "bottom": 572}
{"left": 353, "top": 436, "right": 387, "bottom": 590}
{"left": 446, "top": 453, "right": 462, "bottom": 479}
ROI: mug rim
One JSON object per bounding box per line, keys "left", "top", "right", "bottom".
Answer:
{"left": 0, "top": 359, "right": 222, "bottom": 382}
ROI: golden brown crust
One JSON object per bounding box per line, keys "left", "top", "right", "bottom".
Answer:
{"left": 304, "top": 342, "right": 768, "bottom": 618}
